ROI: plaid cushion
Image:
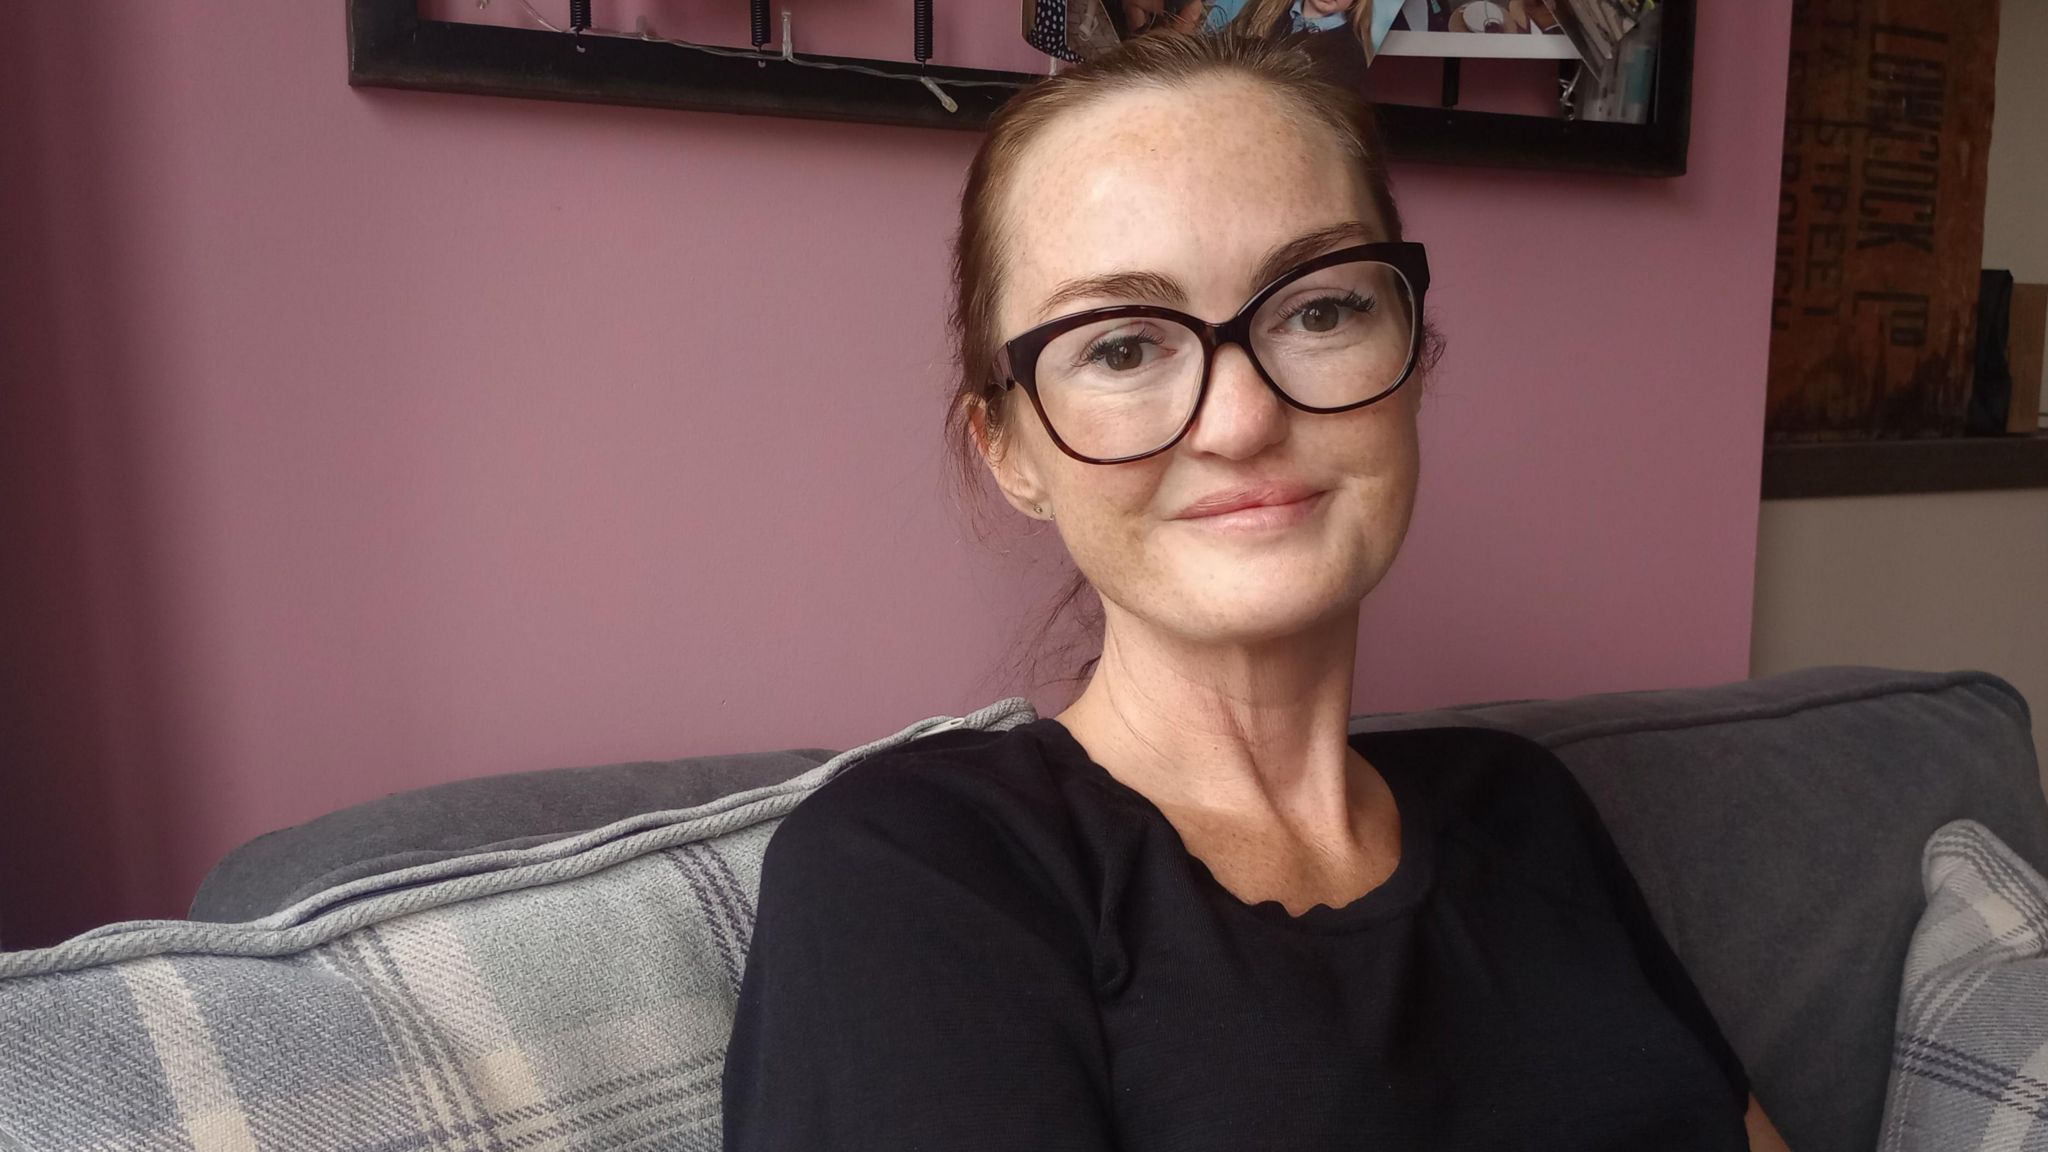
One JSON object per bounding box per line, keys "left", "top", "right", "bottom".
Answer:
{"left": 0, "top": 697, "right": 1037, "bottom": 1151}
{"left": 1880, "top": 819, "right": 2048, "bottom": 1151}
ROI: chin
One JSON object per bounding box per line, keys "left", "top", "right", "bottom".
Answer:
{"left": 1101, "top": 534, "right": 1384, "bottom": 640}
{"left": 1165, "top": 575, "right": 1358, "bottom": 642}
{"left": 1179, "top": 602, "right": 1353, "bottom": 647}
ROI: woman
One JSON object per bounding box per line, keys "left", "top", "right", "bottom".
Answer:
{"left": 723, "top": 28, "right": 1792, "bottom": 1152}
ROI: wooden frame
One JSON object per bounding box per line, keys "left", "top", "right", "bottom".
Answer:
{"left": 346, "top": 0, "right": 1695, "bottom": 176}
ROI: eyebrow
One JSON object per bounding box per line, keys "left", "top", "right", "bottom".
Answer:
{"left": 1031, "top": 220, "right": 1379, "bottom": 323}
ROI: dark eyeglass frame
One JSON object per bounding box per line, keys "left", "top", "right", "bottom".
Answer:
{"left": 998, "top": 241, "right": 1432, "bottom": 465}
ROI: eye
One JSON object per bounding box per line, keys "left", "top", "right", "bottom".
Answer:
{"left": 1277, "top": 292, "right": 1377, "bottom": 334}
{"left": 1078, "top": 331, "right": 1165, "bottom": 372}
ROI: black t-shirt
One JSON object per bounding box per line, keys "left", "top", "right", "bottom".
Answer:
{"left": 723, "top": 717, "right": 1751, "bottom": 1151}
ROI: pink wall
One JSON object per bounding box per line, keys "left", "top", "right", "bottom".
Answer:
{"left": 0, "top": 3, "right": 1792, "bottom": 947}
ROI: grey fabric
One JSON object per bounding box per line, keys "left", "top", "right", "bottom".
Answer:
{"left": 0, "top": 698, "right": 1038, "bottom": 1151}
{"left": 1347, "top": 666, "right": 2048, "bottom": 1152}
{"left": 1878, "top": 819, "right": 2048, "bottom": 1151}
{"left": 190, "top": 747, "right": 833, "bottom": 923}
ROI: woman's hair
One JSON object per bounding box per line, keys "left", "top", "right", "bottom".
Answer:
{"left": 941, "top": 28, "right": 1437, "bottom": 698}
{"left": 1233, "top": 0, "right": 1379, "bottom": 52}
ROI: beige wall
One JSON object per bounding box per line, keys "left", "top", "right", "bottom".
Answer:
{"left": 1750, "top": 0, "right": 2048, "bottom": 781}
{"left": 1986, "top": 0, "right": 2048, "bottom": 287}
{"left": 1752, "top": 492, "right": 2048, "bottom": 776}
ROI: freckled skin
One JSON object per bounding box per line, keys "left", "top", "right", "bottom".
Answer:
{"left": 983, "top": 76, "right": 1421, "bottom": 653}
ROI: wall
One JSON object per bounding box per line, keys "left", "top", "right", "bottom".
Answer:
{"left": 1984, "top": 0, "right": 2048, "bottom": 431}
{"left": 1752, "top": 492, "right": 2048, "bottom": 775}
{"left": 1750, "top": 0, "right": 2048, "bottom": 781}
{"left": 1984, "top": 0, "right": 2048, "bottom": 289}
{"left": 0, "top": 3, "right": 1793, "bottom": 947}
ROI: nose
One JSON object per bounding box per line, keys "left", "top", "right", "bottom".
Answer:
{"left": 1180, "top": 339, "right": 1289, "bottom": 460}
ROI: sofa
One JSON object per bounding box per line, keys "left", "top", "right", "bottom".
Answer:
{"left": 1, "top": 664, "right": 2041, "bottom": 1152}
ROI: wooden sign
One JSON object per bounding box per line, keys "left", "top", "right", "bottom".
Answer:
{"left": 1768, "top": 0, "right": 2000, "bottom": 440}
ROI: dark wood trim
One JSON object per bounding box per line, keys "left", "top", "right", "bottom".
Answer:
{"left": 1761, "top": 434, "right": 2048, "bottom": 499}
{"left": 347, "top": 0, "right": 1694, "bottom": 176}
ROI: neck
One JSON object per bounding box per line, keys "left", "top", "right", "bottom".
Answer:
{"left": 1054, "top": 599, "right": 1367, "bottom": 838}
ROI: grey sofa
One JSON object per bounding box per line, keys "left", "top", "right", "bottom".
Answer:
{"left": 5, "top": 665, "right": 2041, "bottom": 1152}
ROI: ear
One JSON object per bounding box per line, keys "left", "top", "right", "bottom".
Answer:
{"left": 970, "top": 397, "right": 1054, "bottom": 519}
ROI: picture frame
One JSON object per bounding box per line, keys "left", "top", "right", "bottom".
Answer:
{"left": 345, "top": 0, "right": 1693, "bottom": 175}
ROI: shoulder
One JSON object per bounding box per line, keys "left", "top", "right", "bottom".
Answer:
{"left": 1369, "top": 724, "right": 1585, "bottom": 828}
{"left": 1370, "top": 724, "right": 1609, "bottom": 885}
{"left": 777, "top": 720, "right": 1075, "bottom": 851}
{"left": 759, "top": 720, "right": 1090, "bottom": 923}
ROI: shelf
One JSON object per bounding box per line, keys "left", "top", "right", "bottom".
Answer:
{"left": 1760, "top": 434, "right": 2048, "bottom": 499}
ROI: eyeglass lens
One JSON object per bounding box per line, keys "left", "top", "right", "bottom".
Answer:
{"left": 1030, "top": 259, "right": 1416, "bottom": 461}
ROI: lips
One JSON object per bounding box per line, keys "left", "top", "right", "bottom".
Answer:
{"left": 1173, "top": 481, "right": 1325, "bottom": 520}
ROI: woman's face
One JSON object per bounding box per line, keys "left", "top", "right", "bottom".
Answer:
{"left": 981, "top": 77, "right": 1422, "bottom": 647}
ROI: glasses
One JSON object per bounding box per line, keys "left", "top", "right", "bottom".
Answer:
{"left": 999, "top": 242, "right": 1430, "bottom": 465}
